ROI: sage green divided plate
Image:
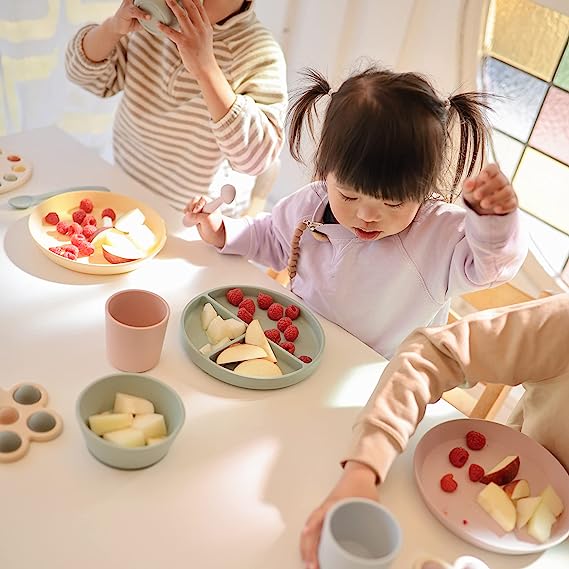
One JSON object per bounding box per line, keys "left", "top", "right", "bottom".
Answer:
{"left": 181, "top": 285, "right": 325, "bottom": 390}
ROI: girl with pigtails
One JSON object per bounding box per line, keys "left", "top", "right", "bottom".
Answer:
{"left": 185, "top": 64, "right": 527, "bottom": 359}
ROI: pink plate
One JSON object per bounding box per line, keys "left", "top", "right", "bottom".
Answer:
{"left": 414, "top": 418, "right": 569, "bottom": 554}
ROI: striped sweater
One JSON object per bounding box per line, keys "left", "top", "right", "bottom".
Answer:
{"left": 65, "top": 3, "right": 287, "bottom": 213}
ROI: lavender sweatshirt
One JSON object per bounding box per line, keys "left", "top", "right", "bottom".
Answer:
{"left": 220, "top": 182, "right": 527, "bottom": 358}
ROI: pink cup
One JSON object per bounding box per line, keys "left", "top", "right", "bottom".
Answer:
{"left": 105, "top": 289, "right": 170, "bottom": 373}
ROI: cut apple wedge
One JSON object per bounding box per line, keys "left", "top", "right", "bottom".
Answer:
{"left": 102, "top": 243, "right": 145, "bottom": 264}
{"left": 516, "top": 496, "right": 542, "bottom": 529}
{"left": 113, "top": 392, "right": 154, "bottom": 415}
{"left": 114, "top": 208, "right": 145, "bottom": 233}
{"left": 480, "top": 455, "right": 520, "bottom": 486}
{"left": 103, "top": 427, "right": 146, "bottom": 448}
{"left": 216, "top": 344, "right": 267, "bottom": 364}
{"left": 245, "top": 319, "right": 277, "bottom": 363}
{"left": 233, "top": 358, "right": 283, "bottom": 378}
{"left": 503, "top": 479, "right": 530, "bottom": 501}
{"left": 207, "top": 315, "right": 227, "bottom": 344}
{"left": 201, "top": 303, "right": 217, "bottom": 331}
{"left": 88, "top": 226, "right": 113, "bottom": 246}
{"left": 477, "top": 482, "right": 516, "bottom": 532}
{"left": 132, "top": 413, "right": 167, "bottom": 441}
{"left": 88, "top": 412, "right": 133, "bottom": 436}
{"left": 224, "top": 318, "right": 247, "bottom": 340}
{"left": 540, "top": 485, "right": 564, "bottom": 518}
{"left": 127, "top": 224, "right": 156, "bottom": 252}
{"left": 527, "top": 500, "right": 557, "bottom": 543}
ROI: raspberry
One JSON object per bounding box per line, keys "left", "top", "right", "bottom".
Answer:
{"left": 440, "top": 473, "right": 458, "bottom": 493}
{"left": 48, "top": 246, "right": 64, "bottom": 255}
{"left": 101, "top": 207, "right": 116, "bottom": 221}
{"left": 280, "top": 341, "right": 295, "bottom": 354}
{"left": 66, "top": 222, "right": 83, "bottom": 236}
{"left": 264, "top": 329, "right": 281, "bottom": 343}
{"left": 237, "top": 307, "right": 253, "bottom": 324}
{"left": 71, "top": 233, "right": 86, "bottom": 247}
{"left": 238, "top": 298, "right": 256, "bottom": 315}
{"left": 72, "top": 210, "right": 86, "bottom": 224}
{"left": 299, "top": 355, "right": 312, "bottom": 364}
{"left": 81, "top": 214, "right": 97, "bottom": 227}
{"left": 468, "top": 464, "right": 485, "bottom": 482}
{"left": 77, "top": 240, "right": 95, "bottom": 256}
{"left": 284, "top": 325, "right": 299, "bottom": 341}
{"left": 63, "top": 251, "right": 77, "bottom": 260}
{"left": 277, "top": 317, "right": 292, "bottom": 332}
{"left": 449, "top": 447, "right": 469, "bottom": 468}
{"left": 285, "top": 305, "right": 301, "bottom": 320}
{"left": 82, "top": 225, "right": 97, "bottom": 240}
{"left": 226, "top": 288, "right": 244, "bottom": 306}
{"left": 268, "top": 303, "right": 284, "bottom": 321}
{"left": 257, "top": 292, "right": 273, "bottom": 310}
{"left": 80, "top": 198, "right": 93, "bottom": 213}
{"left": 56, "top": 221, "right": 70, "bottom": 235}
{"left": 44, "top": 212, "right": 60, "bottom": 225}
{"left": 63, "top": 244, "right": 79, "bottom": 256}
{"left": 466, "top": 430, "right": 486, "bottom": 451}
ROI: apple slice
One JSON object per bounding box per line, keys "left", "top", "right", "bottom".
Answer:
{"left": 245, "top": 319, "right": 277, "bottom": 363}
{"left": 516, "top": 496, "right": 542, "bottom": 529}
{"left": 127, "top": 224, "right": 157, "bottom": 252}
{"left": 480, "top": 455, "right": 520, "bottom": 486}
{"left": 132, "top": 413, "right": 167, "bottom": 441}
{"left": 113, "top": 392, "right": 154, "bottom": 415}
{"left": 207, "top": 315, "right": 228, "bottom": 344}
{"left": 233, "top": 358, "right": 283, "bottom": 378}
{"left": 477, "top": 482, "right": 516, "bottom": 532}
{"left": 102, "top": 243, "right": 145, "bottom": 264}
{"left": 88, "top": 226, "right": 113, "bottom": 246}
{"left": 103, "top": 427, "right": 146, "bottom": 448}
{"left": 540, "top": 485, "right": 564, "bottom": 518}
{"left": 216, "top": 344, "right": 267, "bottom": 364}
{"left": 503, "top": 479, "right": 530, "bottom": 501}
{"left": 211, "top": 336, "right": 230, "bottom": 351}
{"left": 147, "top": 436, "right": 167, "bottom": 445}
{"left": 527, "top": 500, "right": 557, "bottom": 543}
{"left": 199, "top": 343, "right": 212, "bottom": 355}
{"left": 224, "top": 318, "right": 247, "bottom": 340}
{"left": 88, "top": 412, "right": 133, "bottom": 436}
{"left": 201, "top": 303, "right": 217, "bottom": 331}
{"left": 114, "top": 208, "right": 145, "bottom": 233}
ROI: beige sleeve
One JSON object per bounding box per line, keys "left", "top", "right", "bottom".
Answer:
{"left": 344, "top": 293, "right": 569, "bottom": 483}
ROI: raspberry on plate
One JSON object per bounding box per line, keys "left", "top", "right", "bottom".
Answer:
{"left": 101, "top": 207, "right": 116, "bottom": 221}
{"left": 284, "top": 325, "right": 299, "bottom": 341}
{"left": 466, "top": 430, "right": 486, "bottom": 450}
{"left": 264, "top": 329, "right": 281, "bottom": 343}
{"left": 81, "top": 214, "right": 97, "bottom": 227}
{"left": 82, "top": 225, "right": 97, "bottom": 239}
{"left": 238, "top": 298, "right": 256, "bottom": 315}
{"left": 79, "top": 198, "right": 93, "bottom": 213}
{"left": 226, "top": 288, "right": 244, "bottom": 306}
{"left": 468, "top": 463, "right": 485, "bottom": 482}
{"left": 71, "top": 233, "right": 86, "bottom": 247}
{"left": 77, "top": 241, "right": 95, "bottom": 256}
{"left": 449, "top": 447, "right": 469, "bottom": 468}
{"left": 72, "top": 210, "right": 86, "bottom": 224}
{"left": 298, "top": 355, "right": 312, "bottom": 364}
{"left": 280, "top": 341, "right": 295, "bottom": 354}
{"left": 56, "top": 221, "right": 70, "bottom": 235}
{"left": 277, "top": 316, "right": 292, "bottom": 332}
{"left": 268, "top": 303, "right": 284, "bottom": 321}
{"left": 237, "top": 307, "right": 253, "bottom": 324}
{"left": 257, "top": 292, "right": 273, "bottom": 310}
{"left": 285, "top": 305, "right": 301, "bottom": 320}
{"left": 440, "top": 473, "right": 458, "bottom": 493}
{"left": 44, "top": 212, "right": 59, "bottom": 225}
{"left": 66, "top": 222, "right": 83, "bottom": 236}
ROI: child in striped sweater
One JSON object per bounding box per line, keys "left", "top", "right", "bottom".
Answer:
{"left": 66, "top": 0, "right": 287, "bottom": 214}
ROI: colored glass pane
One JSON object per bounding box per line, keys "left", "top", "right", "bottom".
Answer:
{"left": 514, "top": 148, "right": 569, "bottom": 233}
{"left": 554, "top": 42, "right": 569, "bottom": 91}
{"left": 490, "top": 130, "right": 524, "bottom": 179}
{"left": 530, "top": 86, "right": 569, "bottom": 164}
{"left": 482, "top": 58, "right": 548, "bottom": 142}
{"left": 485, "top": 0, "right": 569, "bottom": 81}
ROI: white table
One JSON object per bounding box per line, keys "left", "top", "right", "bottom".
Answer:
{"left": 0, "top": 127, "right": 566, "bottom": 569}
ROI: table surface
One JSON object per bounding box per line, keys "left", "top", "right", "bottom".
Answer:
{"left": 0, "top": 127, "right": 566, "bottom": 569}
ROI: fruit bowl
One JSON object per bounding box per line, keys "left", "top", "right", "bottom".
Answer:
{"left": 28, "top": 190, "right": 167, "bottom": 275}
{"left": 181, "top": 285, "right": 325, "bottom": 390}
{"left": 76, "top": 373, "right": 185, "bottom": 469}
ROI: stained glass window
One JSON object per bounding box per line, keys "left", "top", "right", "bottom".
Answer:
{"left": 482, "top": 0, "right": 569, "bottom": 284}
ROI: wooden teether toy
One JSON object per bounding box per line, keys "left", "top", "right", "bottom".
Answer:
{"left": 0, "top": 383, "right": 63, "bottom": 463}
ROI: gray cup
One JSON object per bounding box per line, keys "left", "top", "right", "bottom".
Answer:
{"left": 318, "top": 499, "right": 402, "bottom": 569}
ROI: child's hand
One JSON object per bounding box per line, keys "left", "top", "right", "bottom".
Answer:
{"left": 300, "top": 462, "right": 378, "bottom": 569}
{"left": 462, "top": 164, "right": 519, "bottom": 216}
{"left": 159, "top": 0, "right": 215, "bottom": 77}
{"left": 183, "top": 197, "right": 226, "bottom": 248}
{"left": 110, "top": 0, "right": 150, "bottom": 36}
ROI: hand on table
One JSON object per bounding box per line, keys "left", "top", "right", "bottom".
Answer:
{"left": 462, "top": 164, "right": 518, "bottom": 216}
{"left": 300, "top": 462, "right": 378, "bottom": 569}
{"left": 183, "top": 197, "right": 226, "bottom": 248}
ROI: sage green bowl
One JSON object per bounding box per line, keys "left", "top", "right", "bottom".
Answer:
{"left": 76, "top": 373, "right": 185, "bottom": 470}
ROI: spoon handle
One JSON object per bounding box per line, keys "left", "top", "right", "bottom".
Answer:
{"left": 201, "top": 196, "right": 224, "bottom": 214}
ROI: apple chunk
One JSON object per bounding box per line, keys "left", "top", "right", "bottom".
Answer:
{"left": 516, "top": 496, "right": 542, "bottom": 529}
{"left": 201, "top": 303, "right": 217, "bottom": 331}
{"left": 102, "top": 243, "right": 145, "bottom": 264}
{"left": 132, "top": 413, "right": 167, "bottom": 441}
{"left": 103, "top": 427, "right": 146, "bottom": 448}
{"left": 477, "top": 482, "right": 516, "bottom": 532}
{"left": 224, "top": 318, "right": 247, "bottom": 340}
{"left": 503, "top": 479, "right": 530, "bottom": 501}
{"left": 206, "top": 315, "right": 227, "bottom": 344}
{"left": 245, "top": 319, "right": 277, "bottom": 363}
{"left": 527, "top": 500, "right": 557, "bottom": 543}
{"left": 233, "top": 359, "right": 283, "bottom": 378}
{"left": 480, "top": 455, "right": 520, "bottom": 486}
{"left": 216, "top": 344, "right": 267, "bottom": 364}
{"left": 88, "top": 412, "right": 133, "bottom": 436}
{"left": 114, "top": 208, "right": 145, "bottom": 233}
{"left": 540, "top": 485, "right": 564, "bottom": 518}
{"left": 113, "top": 392, "right": 154, "bottom": 415}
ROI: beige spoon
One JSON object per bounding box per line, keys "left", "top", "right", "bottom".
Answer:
{"left": 183, "top": 184, "right": 236, "bottom": 227}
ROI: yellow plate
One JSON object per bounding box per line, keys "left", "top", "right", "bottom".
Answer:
{"left": 28, "top": 190, "right": 167, "bottom": 275}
